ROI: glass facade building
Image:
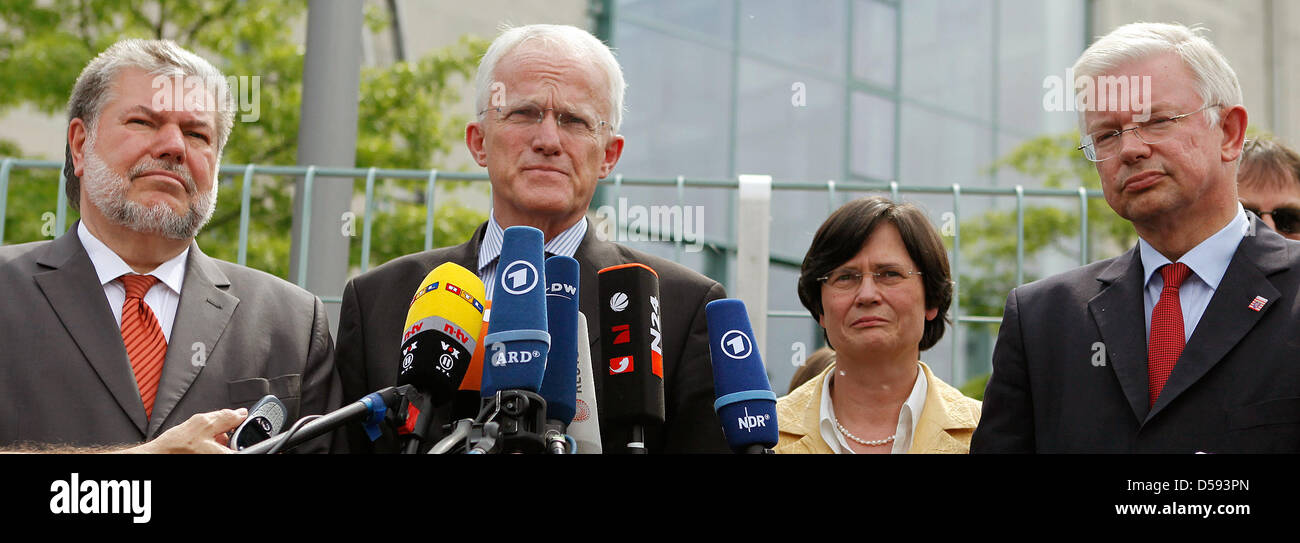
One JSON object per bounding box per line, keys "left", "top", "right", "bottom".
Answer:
{"left": 600, "top": 0, "right": 1087, "bottom": 392}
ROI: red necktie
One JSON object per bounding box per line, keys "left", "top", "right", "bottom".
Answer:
{"left": 120, "top": 274, "right": 167, "bottom": 418}
{"left": 1148, "top": 262, "right": 1191, "bottom": 407}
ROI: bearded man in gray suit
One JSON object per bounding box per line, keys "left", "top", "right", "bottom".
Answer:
{"left": 0, "top": 39, "right": 341, "bottom": 453}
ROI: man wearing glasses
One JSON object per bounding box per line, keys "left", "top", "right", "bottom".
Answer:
{"left": 973, "top": 22, "right": 1300, "bottom": 452}
{"left": 1238, "top": 135, "right": 1300, "bottom": 241}
{"left": 335, "top": 24, "right": 730, "bottom": 454}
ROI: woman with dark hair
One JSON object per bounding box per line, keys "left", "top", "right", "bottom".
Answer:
{"left": 775, "top": 196, "right": 980, "bottom": 454}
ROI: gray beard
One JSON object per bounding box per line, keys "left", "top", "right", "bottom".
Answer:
{"left": 82, "top": 144, "right": 217, "bottom": 241}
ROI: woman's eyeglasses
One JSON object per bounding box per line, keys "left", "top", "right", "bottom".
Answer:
{"left": 817, "top": 267, "right": 923, "bottom": 291}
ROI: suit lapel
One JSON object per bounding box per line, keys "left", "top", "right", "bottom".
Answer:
{"left": 33, "top": 229, "right": 148, "bottom": 434}
{"left": 908, "top": 363, "right": 978, "bottom": 454}
{"left": 1148, "top": 220, "right": 1287, "bottom": 420}
{"left": 1087, "top": 247, "right": 1151, "bottom": 423}
{"left": 573, "top": 227, "right": 622, "bottom": 396}
{"left": 148, "top": 245, "right": 238, "bottom": 437}
{"left": 448, "top": 222, "right": 485, "bottom": 272}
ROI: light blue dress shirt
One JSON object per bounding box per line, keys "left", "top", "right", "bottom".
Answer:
{"left": 1139, "top": 204, "right": 1249, "bottom": 343}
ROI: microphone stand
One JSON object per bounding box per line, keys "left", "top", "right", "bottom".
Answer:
{"left": 628, "top": 425, "right": 647, "bottom": 454}
{"left": 428, "top": 390, "right": 549, "bottom": 454}
{"left": 241, "top": 385, "right": 412, "bottom": 454}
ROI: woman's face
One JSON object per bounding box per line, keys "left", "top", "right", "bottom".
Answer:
{"left": 818, "top": 222, "right": 938, "bottom": 361}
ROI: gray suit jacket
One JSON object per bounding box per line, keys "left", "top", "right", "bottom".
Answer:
{"left": 0, "top": 226, "right": 342, "bottom": 452}
{"left": 336, "top": 221, "right": 731, "bottom": 453}
{"left": 972, "top": 215, "right": 1300, "bottom": 452}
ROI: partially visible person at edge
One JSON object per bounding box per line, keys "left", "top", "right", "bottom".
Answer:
{"left": 1237, "top": 135, "right": 1300, "bottom": 241}
{"left": 0, "top": 39, "right": 342, "bottom": 454}
{"left": 788, "top": 347, "right": 836, "bottom": 392}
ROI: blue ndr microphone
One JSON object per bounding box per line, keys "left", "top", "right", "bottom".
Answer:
{"left": 539, "top": 256, "right": 579, "bottom": 426}
{"left": 706, "top": 298, "right": 779, "bottom": 454}
{"left": 482, "top": 226, "right": 551, "bottom": 396}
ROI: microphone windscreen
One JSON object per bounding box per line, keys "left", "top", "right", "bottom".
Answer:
{"left": 539, "top": 256, "right": 579, "bottom": 425}
{"left": 597, "top": 263, "right": 665, "bottom": 425}
{"left": 706, "top": 298, "right": 779, "bottom": 452}
{"left": 452, "top": 299, "right": 492, "bottom": 420}
{"left": 397, "top": 262, "right": 486, "bottom": 405}
{"left": 568, "top": 314, "right": 603, "bottom": 453}
{"left": 482, "top": 226, "right": 550, "bottom": 395}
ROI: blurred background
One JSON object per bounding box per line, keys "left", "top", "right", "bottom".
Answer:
{"left": 2, "top": 0, "right": 1297, "bottom": 396}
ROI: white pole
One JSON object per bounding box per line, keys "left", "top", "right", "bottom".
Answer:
{"left": 735, "top": 174, "right": 772, "bottom": 366}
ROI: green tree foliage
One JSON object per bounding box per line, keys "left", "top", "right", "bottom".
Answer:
{"left": 956, "top": 133, "right": 1136, "bottom": 318}
{"left": 0, "top": 0, "right": 488, "bottom": 278}
{"left": 952, "top": 133, "right": 1136, "bottom": 393}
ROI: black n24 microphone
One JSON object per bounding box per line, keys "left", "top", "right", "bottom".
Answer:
{"left": 597, "top": 263, "right": 665, "bottom": 453}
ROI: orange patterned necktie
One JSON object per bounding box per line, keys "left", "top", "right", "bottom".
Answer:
{"left": 120, "top": 274, "right": 167, "bottom": 418}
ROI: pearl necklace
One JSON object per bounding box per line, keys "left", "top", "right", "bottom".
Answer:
{"left": 835, "top": 419, "right": 895, "bottom": 447}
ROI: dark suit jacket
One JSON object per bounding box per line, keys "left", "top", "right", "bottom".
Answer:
{"left": 972, "top": 216, "right": 1300, "bottom": 452}
{"left": 0, "top": 226, "right": 342, "bottom": 452}
{"left": 336, "top": 221, "right": 731, "bottom": 453}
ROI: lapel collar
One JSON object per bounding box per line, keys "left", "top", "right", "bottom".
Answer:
{"left": 1148, "top": 218, "right": 1287, "bottom": 420}
{"left": 1087, "top": 245, "right": 1151, "bottom": 423}
{"left": 457, "top": 222, "right": 489, "bottom": 272}
{"left": 573, "top": 226, "right": 622, "bottom": 356}
{"left": 572, "top": 226, "right": 619, "bottom": 400}
{"left": 34, "top": 226, "right": 149, "bottom": 434}
{"left": 148, "top": 244, "right": 238, "bottom": 437}
{"left": 775, "top": 364, "right": 835, "bottom": 454}
{"left": 908, "top": 363, "right": 978, "bottom": 454}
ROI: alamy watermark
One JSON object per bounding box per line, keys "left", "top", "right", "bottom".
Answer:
{"left": 49, "top": 473, "right": 151, "bottom": 524}
{"left": 1042, "top": 69, "right": 1152, "bottom": 123}
{"left": 151, "top": 74, "right": 260, "bottom": 122}
{"left": 593, "top": 197, "right": 705, "bottom": 253}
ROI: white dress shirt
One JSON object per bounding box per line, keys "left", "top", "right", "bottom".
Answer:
{"left": 818, "top": 362, "right": 928, "bottom": 454}
{"left": 78, "top": 222, "right": 188, "bottom": 342}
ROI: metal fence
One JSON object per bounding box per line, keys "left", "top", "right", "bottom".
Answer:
{"left": 0, "top": 157, "right": 1105, "bottom": 381}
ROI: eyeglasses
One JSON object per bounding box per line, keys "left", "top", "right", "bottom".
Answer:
{"left": 1244, "top": 205, "right": 1300, "bottom": 235}
{"left": 1076, "top": 104, "right": 1221, "bottom": 162}
{"left": 479, "top": 104, "right": 612, "bottom": 140}
{"left": 817, "top": 267, "right": 923, "bottom": 291}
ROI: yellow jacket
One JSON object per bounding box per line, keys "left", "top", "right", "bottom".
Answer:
{"left": 774, "top": 361, "right": 981, "bottom": 454}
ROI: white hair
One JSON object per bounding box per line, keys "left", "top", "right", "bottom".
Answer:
{"left": 473, "top": 24, "right": 626, "bottom": 133}
{"left": 1072, "top": 22, "right": 1242, "bottom": 132}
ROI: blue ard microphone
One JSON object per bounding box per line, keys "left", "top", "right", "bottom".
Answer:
{"left": 539, "top": 256, "right": 580, "bottom": 453}
{"left": 481, "top": 226, "right": 551, "bottom": 396}
{"left": 706, "top": 298, "right": 779, "bottom": 454}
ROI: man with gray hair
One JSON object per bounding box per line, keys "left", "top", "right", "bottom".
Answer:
{"left": 0, "top": 39, "right": 341, "bottom": 453}
{"left": 973, "top": 23, "right": 1300, "bottom": 452}
{"left": 336, "top": 24, "right": 731, "bottom": 453}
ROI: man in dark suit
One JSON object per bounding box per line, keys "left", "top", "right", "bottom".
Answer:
{"left": 972, "top": 22, "right": 1300, "bottom": 453}
{"left": 0, "top": 39, "right": 340, "bottom": 453}
{"left": 336, "top": 24, "right": 730, "bottom": 453}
